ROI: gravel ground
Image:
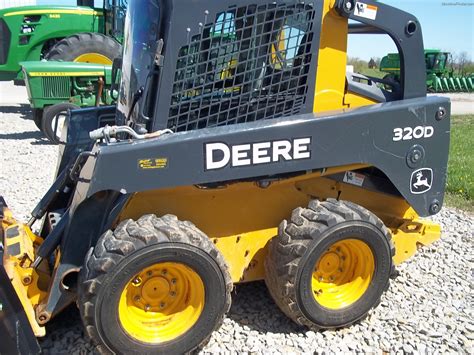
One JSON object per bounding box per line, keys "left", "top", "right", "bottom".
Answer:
{"left": 0, "top": 83, "right": 473, "bottom": 354}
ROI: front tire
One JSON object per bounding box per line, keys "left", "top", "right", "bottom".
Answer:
{"left": 41, "top": 103, "right": 80, "bottom": 144}
{"left": 78, "top": 214, "right": 232, "bottom": 354}
{"left": 265, "top": 199, "right": 395, "bottom": 330}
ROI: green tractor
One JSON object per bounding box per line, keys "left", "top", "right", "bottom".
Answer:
{"left": 21, "top": 60, "right": 117, "bottom": 143}
{"left": 0, "top": 0, "right": 126, "bottom": 83}
{"left": 380, "top": 49, "right": 474, "bottom": 92}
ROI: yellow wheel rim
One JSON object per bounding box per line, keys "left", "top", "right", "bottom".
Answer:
{"left": 118, "top": 262, "right": 205, "bottom": 344}
{"left": 312, "top": 239, "right": 375, "bottom": 310}
{"left": 73, "top": 53, "right": 112, "bottom": 64}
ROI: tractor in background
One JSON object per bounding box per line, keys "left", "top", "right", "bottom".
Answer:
{"left": 380, "top": 49, "right": 474, "bottom": 92}
{"left": 21, "top": 60, "right": 118, "bottom": 143}
{"left": 0, "top": 0, "right": 126, "bottom": 83}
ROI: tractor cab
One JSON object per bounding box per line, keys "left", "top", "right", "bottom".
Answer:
{"left": 425, "top": 50, "right": 449, "bottom": 74}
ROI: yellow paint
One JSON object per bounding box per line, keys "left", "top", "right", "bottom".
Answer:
{"left": 118, "top": 262, "right": 204, "bottom": 343}
{"left": 343, "top": 92, "right": 379, "bottom": 108}
{"left": 1, "top": 206, "right": 48, "bottom": 337}
{"left": 4, "top": 9, "right": 102, "bottom": 17}
{"left": 29, "top": 71, "right": 105, "bottom": 77}
{"left": 314, "top": 0, "right": 349, "bottom": 112}
{"left": 312, "top": 239, "right": 374, "bottom": 309}
{"left": 74, "top": 53, "right": 112, "bottom": 65}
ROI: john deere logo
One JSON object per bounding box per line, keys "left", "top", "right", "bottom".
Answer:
{"left": 410, "top": 168, "right": 433, "bottom": 194}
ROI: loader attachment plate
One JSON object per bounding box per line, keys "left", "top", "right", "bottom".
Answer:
{"left": 0, "top": 197, "right": 41, "bottom": 354}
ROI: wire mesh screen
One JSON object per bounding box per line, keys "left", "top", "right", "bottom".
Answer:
{"left": 167, "top": 2, "right": 316, "bottom": 132}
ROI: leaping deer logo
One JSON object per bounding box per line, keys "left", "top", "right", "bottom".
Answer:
{"left": 413, "top": 171, "right": 430, "bottom": 189}
{"left": 410, "top": 169, "right": 433, "bottom": 194}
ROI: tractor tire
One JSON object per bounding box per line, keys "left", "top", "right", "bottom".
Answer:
{"left": 265, "top": 199, "right": 395, "bottom": 330}
{"left": 41, "top": 103, "right": 80, "bottom": 144}
{"left": 32, "top": 108, "right": 43, "bottom": 131}
{"left": 45, "top": 33, "right": 121, "bottom": 64}
{"left": 78, "top": 214, "right": 232, "bottom": 355}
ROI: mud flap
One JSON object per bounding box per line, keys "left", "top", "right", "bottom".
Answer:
{"left": 0, "top": 197, "right": 40, "bottom": 354}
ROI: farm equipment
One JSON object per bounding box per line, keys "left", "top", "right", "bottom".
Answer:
{"left": 380, "top": 49, "right": 474, "bottom": 92}
{"left": 0, "top": 0, "right": 125, "bottom": 83}
{"left": 21, "top": 61, "right": 116, "bottom": 143}
{"left": 0, "top": 0, "right": 450, "bottom": 354}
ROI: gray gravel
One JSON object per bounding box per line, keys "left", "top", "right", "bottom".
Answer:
{"left": 1, "top": 82, "right": 473, "bottom": 354}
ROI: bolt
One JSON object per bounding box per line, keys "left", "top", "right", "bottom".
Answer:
{"left": 430, "top": 201, "right": 441, "bottom": 215}
{"left": 345, "top": 1, "right": 352, "bottom": 10}
{"left": 171, "top": 278, "right": 177, "bottom": 284}
{"left": 436, "top": 107, "right": 447, "bottom": 121}
{"left": 134, "top": 296, "right": 141, "bottom": 302}
{"left": 132, "top": 277, "right": 142, "bottom": 286}
{"left": 22, "top": 276, "right": 32, "bottom": 285}
{"left": 145, "top": 304, "right": 151, "bottom": 311}
{"left": 318, "top": 276, "right": 323, "bottom": 281}
{"left": 338, "top": 268, "right": 343, "bottom": 272}
{"left": 336, "top": 247, "right": 341, "bottom": 253}
{"left": 147, "top": 271, "right": 153, "bottom": 277}
{"left": 161, "top": 269, "right": 168, "bottom": 276}
{"left": 38, "top": 315, "right": 47, "bottom": 322}
{"left": 170, "top": 291, "right": 176, "bottom": 297}
{"left": 341, "top": 256, "right": 346, "bottom": 261}
{"left": 329, "top": 276, "right": 335, "bottom": 281}
{"left": 160, "top": 302, "right": 166, "bottom": 309}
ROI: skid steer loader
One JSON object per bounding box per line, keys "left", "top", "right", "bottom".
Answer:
{"left": 0, "top": 0, "right": 450, "bottom": 353}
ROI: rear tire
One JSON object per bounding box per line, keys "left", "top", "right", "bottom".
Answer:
{"left": 45, "top": 33, "right": 121, "bottom": 64}
{"left": 78, "top": 214, "right": 232, "bottom": 354}
{"left": 265, "top": 199, "right": 395, "bottom": 330}
{"left": 41, "top": 103, "right": 80, "bottom": 144}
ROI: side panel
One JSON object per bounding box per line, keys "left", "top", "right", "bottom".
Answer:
{"left": 82, "top": 96, "right": 450, "bottom": 217}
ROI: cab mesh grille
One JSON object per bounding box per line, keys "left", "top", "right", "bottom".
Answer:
{"left": 167, "top": 2, "right": 315, "bottom": 132}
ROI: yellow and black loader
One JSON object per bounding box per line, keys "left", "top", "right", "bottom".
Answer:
{"left": 1, "top": 0, "right": 450, "bottom": 353}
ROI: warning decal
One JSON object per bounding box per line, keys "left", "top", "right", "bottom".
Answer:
{"left": 354, "top": 2, "right": 378, "bottom": 21}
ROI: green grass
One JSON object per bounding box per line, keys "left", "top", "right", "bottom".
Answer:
{"left": 446, "top": 115, "right": 474, "bottom": 212}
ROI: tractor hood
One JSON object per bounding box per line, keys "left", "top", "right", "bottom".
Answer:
{"left": 0, "top": 6, "right": 102, "bottom": 17}
{"left": 20, "top": 61, "right": 111, "bottom": 77}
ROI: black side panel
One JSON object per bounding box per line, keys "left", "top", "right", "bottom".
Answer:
{"left": 0, "top": 18, "right": 11, "bottom": 65}
{"left": 0, "top": 251, "right": 41, "bottom": 354}
{"left": 152, "top": 0, "right": 323, "bottom": 132}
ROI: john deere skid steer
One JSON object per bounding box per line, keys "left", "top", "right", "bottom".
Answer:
{"left": 0, "top": 0, "right": 450, "bottom": 353}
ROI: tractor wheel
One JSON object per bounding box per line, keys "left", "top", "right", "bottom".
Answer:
{"left": 265, "top": 199, "right": 395, "bottom": 330}
{"left": 32, "top": 108, "right": 43, "bottom": 131}
{"left": 78, "top": 214, "right": 232, "bottom": 354}
{"left": 41, "top": 103, "right": 80, "bottom": 144}
{"left": 45, "top": 33, "right": 121, "bottom": 65}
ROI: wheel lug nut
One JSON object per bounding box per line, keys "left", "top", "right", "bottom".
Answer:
{"left": 318, "top": 276, "right": 323, "bottom": 281}
{"left": 161, "top": 269, "right": 168, "bottom": 275}
{"left": 329, "top": 276, "right": 335, "bottom": 281}
{"left": 160, "top": 302, "right": 166, "bottom": 309}
{"left": 134, "top": 296, "right": 141, "bottom": 302}
{"left": 336, "top": 247, "right": 341, "bottom": 252}
{"left": 132, "top": 277, "right": 142, "bottom": 286}
{"left": 147, "top": 271, "right": 153, "bottom": 277}
{"left": 145, "top": 304, "right": 151, "bottom": 311}
{"left": 171, "top": 278, "right": 177, "bottom": 284}
{"left": 170, "top": 291, "right": 176, "bottom": 297}
{"left": 341, "top": 256, "right": 346, "bottom": 261}
{"left": 338, "top": 268, "right": 343, "bottom": 272}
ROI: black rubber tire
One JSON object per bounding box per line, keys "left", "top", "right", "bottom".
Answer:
{"left": 78, "top": 214, "right": 233, "bottom": 355}
{"left": 32, "top": 108, "right": 43, "bottom": 131}
{"left": 45, "top": 32, "right": 121, "bottom": 63}
{"left": 265, "top": 199, "right": 395, "bottom": 330}
{"left": 41, "top": 103, "right": 80, "bottom": 144}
